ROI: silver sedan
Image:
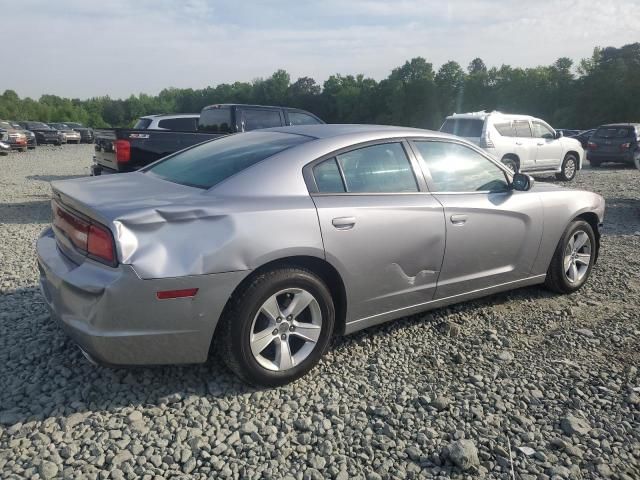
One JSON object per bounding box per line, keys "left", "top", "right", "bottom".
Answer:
{"left": 37, "top": 125, "right": 605, "bottom": 386}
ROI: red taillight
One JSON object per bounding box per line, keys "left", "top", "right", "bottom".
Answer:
{"left": 87, "top": 224, "right": 115, "bottom": 263}
{"left": 52, "top": 200, "right": 116, "bottom": 266}
{"left": 587, "top": 141, "right": 598, "bottom": 150}
{"left": 114, "top": 139, "right": 131, "bottom": 163}
{"left": 156, "top": 288, "right": 199, "bottom": 300}
{"left": 620, "top": 142, "right": 631, "bottom": 151}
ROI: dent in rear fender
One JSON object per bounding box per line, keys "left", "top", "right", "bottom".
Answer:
{"left": 112, "top": 196, "right": 325, "bottom": 279}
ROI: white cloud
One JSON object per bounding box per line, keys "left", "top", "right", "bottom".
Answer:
{"left": 1, "top": 0, "right": 638, "bottom": 99}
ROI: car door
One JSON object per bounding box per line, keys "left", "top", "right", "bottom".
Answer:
{"left": 410, "top": 139, "right": 543, "bottom": 299}
{"left": 238, "top": 108, "right": 284, "bottom": 131}
{"left": 532, "top": 121, "right": 563, "bottom": 168}
{"left": 513, "top": 120, "right": 538, "bottom": 170}
{"left": 307, "top": 140, "right": 446, "bottom": 322}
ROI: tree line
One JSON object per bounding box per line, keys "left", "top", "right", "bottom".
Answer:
{"left": 1, "top": 43, "right": 639, "bottom": 131}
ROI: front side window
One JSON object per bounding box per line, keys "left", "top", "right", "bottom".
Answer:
{"left": 146, "top": 131, "right": 310, "bottom": 189}
{"left": 242, "top": 109, "right": 283, "bottom": 131}
{"left": 532, "top": 122, "right": 555, "bottom": 139}
{"left": 413, "top": 141, "right": 509, "bottom": 193}
{"left": 334, "top": 143, "right": 417, "bottom": 193}
{"left": 514, "top": 120, "right": 532, "bottom": 138}
{"left": 288, "top": 111, "right": 322, "bottom": 126}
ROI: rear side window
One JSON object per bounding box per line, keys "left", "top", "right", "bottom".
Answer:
{"left": 198, "top": 107, "right": 232, "bottom": 133}
{"left": 314, "top": 158, "right": 345, "bottom": 193}
{"left": 440, "top": 118, "right": 484, "bottom": 137}
{"left": 146, "top": 132, "right": 309, "bottom": 189}
{"left": 335, "top": 143, "right": 418, "bottom": 193}
{"left": 157, "top": 117, "right": 198, "bottom": 131}
{"left": 288, "top": 111, "right": 322, "bottom": 126}
{"left": 133, "top": 118, "right": 152, "bottom": 129}
{"left": 514, "top": 120, "right": 532, "bottom": 138}
{"left": 242, "top": 109, "right": 283, "bottom": 131}
{"left": 594, "top": 127, "right": 631, "bottom": 138}
{"left": 494, "top": 122, "right": 515, "bottom": 137}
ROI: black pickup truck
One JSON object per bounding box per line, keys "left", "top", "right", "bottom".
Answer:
{"left": 91, "top": 104, "right": 324, "bottom": 175}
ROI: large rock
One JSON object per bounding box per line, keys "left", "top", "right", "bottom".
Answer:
{"left": 560, "top": 416, "right": 591, "bottom": 436}
{"left": 447, "top": 439, "right": 479, "bottom": 470}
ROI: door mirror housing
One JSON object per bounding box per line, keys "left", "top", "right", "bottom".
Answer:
{"left": 555, "top": 130, "right": 563, "bottom": 139}
{"left": 512, "top": 173, "right": 534, "bottom": 191}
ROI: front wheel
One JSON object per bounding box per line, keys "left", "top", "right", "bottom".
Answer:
{"left": 634, "top": 151, "right": 640, "bottom": 170}
{"left": 556, "top": 154, "right": 578, "bottom": 181}
{"left": 217, "top": 267, "right": 335, "bottom": 386}
{"left": 545, "top": 220, "right": 596, "bottom": 294}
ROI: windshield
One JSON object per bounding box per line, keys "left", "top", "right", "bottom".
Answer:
{"left": 26, "top": 122, "right": 50, "bottom": 129}
{"left": 146, "top": 131, "right": 310, "bottom": 189}
{"left": 594, "top": 127, "right": 631, "bottom": 138}
{"left": 440, "top": 118, "right": 484, "bottom": 137}
{"left": 66, "top": 122, "right": 83, "bottom": 128}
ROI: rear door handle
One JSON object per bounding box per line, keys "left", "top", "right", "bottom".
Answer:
{"left": 450, "top": 214, "right": 467, "bottom": 225}
{"left": 332, "top": 216, "right": 356, "bottom": 230}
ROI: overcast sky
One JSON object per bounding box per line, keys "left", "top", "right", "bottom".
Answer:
{"left": 3, "top": 0, "right": 639, "bottom": 99}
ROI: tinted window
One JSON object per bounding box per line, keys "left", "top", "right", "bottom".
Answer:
{"left": 314, "top": 158, "right": 345, "bottom": 193}
{"left": 242, "top": 109, "right": 282, "bottom": 131}
{"left": 440, "top": 118, "right": 484, "bottom": 137}
{"left": 514, "top": 120, "right": 532, "bottom": 138}
{"left": 594, "top": 127, "right": 631, "bottom": 138}
{"left": 198, "top": 107, "right": 232, "bottom": 133}
{"left": 133, "top": 118, "right": 152, "bottom": 130}
{"left": 146, "top": 132, "right": 309, "bottom": 189}
{"left": 288, "top": 111, "right": 322, "bottom": 126}
{"left": 157, "top": 117, "right": 198, "bottom": 131}
{"left": 532, "top": 122, "right": 554, "bottom": 139}
{"left": 336, "top": 143, "right": 417, "bottom": 193}
{"left": 413, "top": 141, "right": 509, "bottom": 193}
{"left": 494, "top": 122, "right": 515, "bottom": 137}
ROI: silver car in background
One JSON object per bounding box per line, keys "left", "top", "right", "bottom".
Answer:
{"left": 37, "top": 125, "right": 605, "bottom": 386}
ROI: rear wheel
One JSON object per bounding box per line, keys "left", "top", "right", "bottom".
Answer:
{"left": 634, "top": 151, "right": 640, "bottom": 170}
{"left": 545, "top": 220, "right": 596, "bottom": 294}
{"left": 556, "top": 153, "right": 578, "bottom": 181}
{"left": 216, "top": 267, "right": 335, "bottom": 386}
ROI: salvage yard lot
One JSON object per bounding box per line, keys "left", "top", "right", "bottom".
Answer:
{"left": 1, "top": 145, "right": 639, "bottom": 479}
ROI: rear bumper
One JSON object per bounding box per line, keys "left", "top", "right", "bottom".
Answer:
{"left": 36, "top": 227, "right": 247, "bottom": 365}
{"left": 587, "top": 151, "right": 635, "bottom": 164}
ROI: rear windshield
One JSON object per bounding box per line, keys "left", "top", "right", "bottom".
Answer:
{"left": 145, "top": 131, "right": 310, "bottom": 189}
{"left": 133, "top": 118, "right": 153, "bottom": 129}
{"left": 440, "top": 118, "right": 484, "bottom": 137}
{"left": 594, "top": 127, "right": 631, "bottom": 138}
{"left": 198, "top": 107, "right": 232, "bottom": 133}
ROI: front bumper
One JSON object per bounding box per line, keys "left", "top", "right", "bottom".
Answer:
{"left": 36, "top": 227, "right": 247, "bottom": 365}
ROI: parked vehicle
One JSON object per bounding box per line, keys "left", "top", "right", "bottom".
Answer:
{"left": 587, "top": 124, "right": 640, "bottom": 169}
{"left": 9, "top": 123, "right": 37, "bottom": 149}
{"left": 92, "top": 104, "right": 324, "bottom": 175}
{"left": 440, "top": 111, "right": 584, "bottom": 181}
{"left": 49, "top": 123, "right": 82, "bottom": 144}
{"left": 0, "top": 121, "right": 28, "bottom": 151}
{"left": 18, "top": 122, "right": 62, "bottom": 145}
{"left": 65, "top": 122, "right": 95, "bottom": 143}
{"left": 0, "top": 139, "right": 10, "bottom": 155}
{"left": 37, "top": 124, "right": 604, "bottom": 386}
{"left": 133, "top": 113, "right": 200, "bottom": 131}
{"left": 571, "top": 129, "right": 595, "bottom": 149}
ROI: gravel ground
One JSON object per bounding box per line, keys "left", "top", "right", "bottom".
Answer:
{"left": 1, "top": 146, "right": 639, "bottom": 480}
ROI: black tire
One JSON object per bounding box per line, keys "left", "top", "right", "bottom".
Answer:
{"left": 634, "top": 151, "right": 640, "bottom": 170}
{"left": 501, "top": 156, "right": 519, "bottom": 173}
{"left": 545, "top": 220, "right": 596, "bottom": 294}
{"left": 589, "top": 158, "right": 601, "bottom": 168}
{"left": 216, "top": 267, "right": 335, "bottom": 387}
{"left": 556, "top": 153, "right": 578, "bottom": 181}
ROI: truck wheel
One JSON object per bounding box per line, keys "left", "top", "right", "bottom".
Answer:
{"left": 501, "top": 156, "right": 519, "bottom": 173}
{"left": 216, "top": 267, "right": 335, "bottom": 387}
{"left": 556, "top": 153, "right": 578, "bottom": 181}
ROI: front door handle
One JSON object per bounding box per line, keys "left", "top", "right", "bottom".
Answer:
{"left": 537, "top": 142, "right": 544, "bottom": 146}
{"left": 450, "top": 214, "right": 467, "bottom": 225}
{"left": 515, "top": 141, "right": 523, "bottom": 145}
{"left": 332, "top": 216, "right": 356, "bottom": 230}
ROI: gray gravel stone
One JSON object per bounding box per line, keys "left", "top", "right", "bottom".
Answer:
{"left": 447, "top": 439, "right": 479, "bottom": 470}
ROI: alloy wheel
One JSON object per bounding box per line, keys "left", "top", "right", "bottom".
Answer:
{"left": 250, "top": 288, "right": 323, "bottom": 371}
{"left": 564, "top": 158, "right": 576, "bottom": 179}
{"left": 563, "top": 230, "right": 591, "bottom": 283}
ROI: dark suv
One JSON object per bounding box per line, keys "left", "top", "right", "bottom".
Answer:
{"left": 587, "top": 123, "right": 640, "bottom": 169}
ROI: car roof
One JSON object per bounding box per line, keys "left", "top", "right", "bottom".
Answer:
{"left": 447, "top": 111, "right": 534, "bottom": 122}
{"left": 141, "top": 113, "right": 200, "bottom": 119}
{"left": 598, "top": 123, "right": 640, "bottom": 128}
{"left": 262, "top": 123, "right": 454, "bottom": 141}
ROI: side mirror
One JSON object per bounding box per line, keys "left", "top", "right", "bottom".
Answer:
{"left": 512, "top": 173, "right": 534, "bottom": 191}
{"left": 555, "top": 130, "right": 564, "bottom": 139}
